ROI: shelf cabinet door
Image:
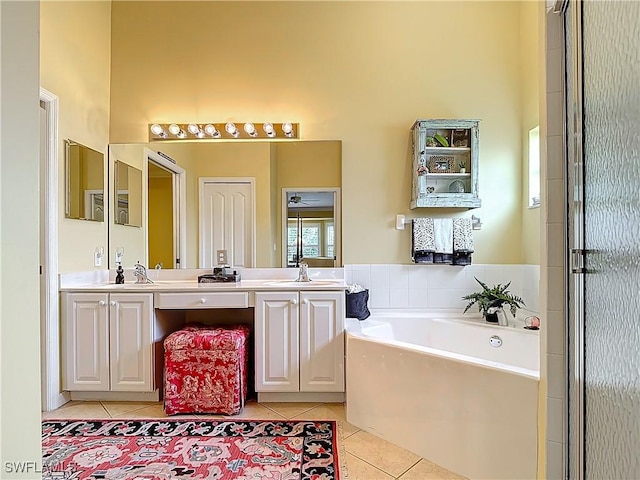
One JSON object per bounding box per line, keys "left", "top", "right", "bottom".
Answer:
{"left": 109, "top": 293, "right": 154, "bottom": 392}
{"left": 255, "top": 292, "right": 300, "bottom": 392}
{"left": 299, "top": 291, "right": 345, "bottom": 392}
{"left": 62, "top": 293, "right": 110, "bottom": 391}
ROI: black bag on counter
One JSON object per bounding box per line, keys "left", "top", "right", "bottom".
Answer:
{"left": 345, "top": 289, "right": 371, "bottom": 321}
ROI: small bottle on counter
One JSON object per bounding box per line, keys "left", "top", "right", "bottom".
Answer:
{"left": 115, "top": 264, "right": 125, "bottom": 284}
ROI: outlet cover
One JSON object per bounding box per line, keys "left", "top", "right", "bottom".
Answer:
{"left": 217, "top": 250, "right": 228, "bottom": 265}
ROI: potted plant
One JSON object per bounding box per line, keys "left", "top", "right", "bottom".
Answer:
{"left": 462, "top": 277, "right": 525, "bottom": 323}
{"left": 458, "top": 161, "right": 466, "bottom": 174}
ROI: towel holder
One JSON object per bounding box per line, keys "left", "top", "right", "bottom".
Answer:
{"left": 395, "top": 214, "right": 482, "bottom": 230}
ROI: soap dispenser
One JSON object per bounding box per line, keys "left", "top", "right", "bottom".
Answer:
{"left": 115, "top": 264, "right": 125, "bottom": 284}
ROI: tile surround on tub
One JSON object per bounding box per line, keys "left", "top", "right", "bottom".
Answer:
{"left": 345, "top": 264, "right": 540, "bottom": 314}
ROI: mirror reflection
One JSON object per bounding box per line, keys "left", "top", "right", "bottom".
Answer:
{"left": 114, "top": 161, "right": 142, "bottom": 227}
{"left": 284, "top": 189, "right": 339, "bottom": 268}
{"left": 108, "top": 140, "right": 342, "bottom": 269}
{"left": 64, "top": 139, "right": 105, "bottom": 222}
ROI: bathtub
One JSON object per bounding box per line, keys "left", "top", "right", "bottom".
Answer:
{"left": 345, "top": 310, "right": 540, "bottom": 480}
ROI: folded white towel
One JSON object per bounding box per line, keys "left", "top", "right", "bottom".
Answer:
{"left": 433, "top": 218, "right": 453, "bottom": 254}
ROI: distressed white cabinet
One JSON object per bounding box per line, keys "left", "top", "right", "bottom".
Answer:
{"left": 62, "top": 292, "right": 154, "bottom": 392}
{"left": 410, "top": 119, "right": 481, "bottom": 209}
{"left": 255, "top": 291, "right": 345, "bottom": 393}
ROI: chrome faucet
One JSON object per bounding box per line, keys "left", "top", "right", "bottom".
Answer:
{"left": 296, "top": 261, "right": 311, "bottom": 282}
{"left": 133, "top": 261, "right": 153, "bottom": 284}
{"left": 492, "top": 305, "right": 515, "bottom": 327}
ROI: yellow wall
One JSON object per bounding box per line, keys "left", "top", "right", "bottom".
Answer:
{"left": 109, "top": 1, "right": 530, "bottom": 264}
{"left": 520, "top": 0, "right": 541, "bottom": 264}
{"left": 40, "top": 1, "right": 111, "bottom": 273}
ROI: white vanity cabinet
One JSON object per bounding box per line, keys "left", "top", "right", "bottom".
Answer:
{"left": 62, "top": 292, "right": 154, "bottom": 392}
{"left": 255, "top": 290, "right": 345, "bottom": 393}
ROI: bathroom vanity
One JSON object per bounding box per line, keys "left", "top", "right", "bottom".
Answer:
{"left": 60, "top": 271, "right": 346, "bottom": 403}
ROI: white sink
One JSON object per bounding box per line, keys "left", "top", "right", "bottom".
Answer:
{"left": 263, "top": 280, "right": 343, "bottom": 287}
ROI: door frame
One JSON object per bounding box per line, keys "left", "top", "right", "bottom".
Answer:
{"left": 40, "top": 87, "right": 68, "bottom": 411}
{"left": 198, "top": 177, "right": 256, "bottom": 268}
{"left": 145, "top": 149, "right": 186, "bottom": 268}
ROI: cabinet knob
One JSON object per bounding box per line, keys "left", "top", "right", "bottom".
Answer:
{"left": 98, "top": 300, "right": 106, "bottom": 306}
{"left": 200, "top": 298, "right": 207, "bottom": 304}
{"left": 290, "top": 299, "right": 298, "bottom": 305}
{"left": 110, "top": 300, "right": 117, "bottom": 306}
{"left": 302, "top": 298, "right": 309, "bottom": 304}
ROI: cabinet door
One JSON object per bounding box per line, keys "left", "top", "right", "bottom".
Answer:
{"left": 62, "top": 293, "right": 109, "bottom": 391}
{"left": 255, "top": 292, "right": 299, "bottom": 392}
{"left": 109, "top": 293, "right": 154, "bottom": 391}
{"left": 299, "top": 291, "right": 345, "bottom": 392}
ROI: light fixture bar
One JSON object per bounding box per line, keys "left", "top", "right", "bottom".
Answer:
{"left": 149, "top": 122, "right": 299, "bottom": 141}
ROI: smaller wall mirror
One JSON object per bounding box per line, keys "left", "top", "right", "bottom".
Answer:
{"left": 114, "top": 160, "right": 142, "bottom": 227}
{"left": 64, "top": 139, "right": 105, "bottom": 221}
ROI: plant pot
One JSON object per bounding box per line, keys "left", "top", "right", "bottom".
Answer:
{"left": 484, "top": 312, "right": 499, "bottom": 323}
{"left": 459, "top": 168, "right": 466, "bottom": 174}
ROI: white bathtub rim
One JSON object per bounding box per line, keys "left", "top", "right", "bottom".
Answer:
{"left": 346, "top": 313, "right": 540, "bottom": 380}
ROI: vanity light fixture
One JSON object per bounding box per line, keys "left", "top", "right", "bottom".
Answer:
{"left": 148, "top": 122, "right": 300, "bottom": 141}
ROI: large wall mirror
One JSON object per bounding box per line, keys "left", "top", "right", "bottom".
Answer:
{"left": 114, "top": 160, "right": 142, "bottom": 227}
{"left": 107, "top": 140, "right": 342, "bottom": 269}
{"left": 64, "top": 139, "right": 105, "bottom": 222}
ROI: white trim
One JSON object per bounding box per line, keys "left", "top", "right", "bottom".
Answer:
{"left": 145, "top": 149, "right": 186, "bottom": 269}
{"left": 198, "top": 177, "right": 256, "bottom": 268}
{"left": 281, "top": 187, "right": 341, "bottom": 268}
{"left": 39, "top": 87, "right": 68, "bottom": 411}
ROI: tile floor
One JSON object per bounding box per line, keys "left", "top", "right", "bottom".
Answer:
{"left": 43, "top": 400, "right": 467, "bottom": 480}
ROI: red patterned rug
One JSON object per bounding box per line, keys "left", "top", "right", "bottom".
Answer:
{"left": 42, "top": 419, "right": 342, "bottom": 479}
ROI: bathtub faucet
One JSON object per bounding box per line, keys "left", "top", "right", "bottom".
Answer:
{"left": 492, "top": 305, "right": 515, "bottom": 327}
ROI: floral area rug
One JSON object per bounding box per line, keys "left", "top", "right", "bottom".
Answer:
{"left": 42, "top": 419, "right": 341, "bottom": 479}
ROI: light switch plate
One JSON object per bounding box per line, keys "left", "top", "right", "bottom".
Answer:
{"left": 217, "top": 249, "right": 228, "bottom": 265}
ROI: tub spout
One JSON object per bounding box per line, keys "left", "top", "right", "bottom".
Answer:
{"left": 495, "top": 306, "right": 515, "bottom": 327}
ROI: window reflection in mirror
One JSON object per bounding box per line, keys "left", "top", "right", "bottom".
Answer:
{"left": 64, "top": 139, "right": 105, "bottom": 221}
{"left": 114, "top": 160, "right": 142, "bottom": 227}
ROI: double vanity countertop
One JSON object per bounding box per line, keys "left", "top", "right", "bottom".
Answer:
{"left": 59, "top": 268, "right": 347, "bottom": 293}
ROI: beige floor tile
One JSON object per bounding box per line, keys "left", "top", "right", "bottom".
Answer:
{"left": 399, "top": 459, "right": 468, "bottom": 480}
{"left": 101, "top": 401, "right": 159, "bottom": 417}
{"left": 344, "top": 430, "right": 421, "bottom": 478}
{"left": 205, "top": 402, "right": 287, "bottom": 421}
{"left": 261, "top": 402, "right": 321, "bottom": 419}
{"left": 292, "top": 404, "right": 360, "bottom": 438}
{"left": 42, "top": 401, "right": 109, "bottom": 420}
{"left": 118, "top": 404, "right": 198, "bottom": 419}
{"left": 343, "top": 452, "right": 394, "bottom": 480}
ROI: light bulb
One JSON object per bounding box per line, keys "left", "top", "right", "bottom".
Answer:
{"left": 243, "top": 123, "right": 257, "bottom": 137}
{"left": 196, "top": 130, "right": 205, "bottom": 138}
{"left": 177, "top": 130, "right": 187, "bottom": 139}
{"left": 150, "top": 124, "right": 164, "bottom": 136}
{"left": 204, "top": 124, "right": 219, "bottom": 136}
{"left": 263, "top": 123, "right": 275, "bottom": 137}
{"left": 187, "top": 124, "right": 199, "bottom": 135}
{"left": 282, "top": 122, "right": 294, "bottom": 136}
{"left": 225, "top": 122, "right": 239, "bottom": 137}
{"left": 168, "top": 123, "right": 181, "bottom": 135}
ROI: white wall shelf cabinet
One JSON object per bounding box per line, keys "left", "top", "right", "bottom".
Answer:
{"left": 62, "top": 292, "right": 154, "bottom": 392}
{"left": 255, "top": 290, "right": 344, "bottom": 393}
{"left": 410, "top": 119, "right": 481, "bottom": 209}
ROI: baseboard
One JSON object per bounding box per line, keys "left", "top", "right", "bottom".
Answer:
{"left": 69, "top": 390, "right": 160, "bottom": 402}
{"left": 257, "top": 392, "right": 345, "bottom": 403}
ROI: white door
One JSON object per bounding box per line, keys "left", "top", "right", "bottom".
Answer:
{"left": 109, "top": 293, "right": 154, "bottom": 392}
{"left": 200, "top": 180, "right": 254, "bottom": 268}
{"left": 299, "top": 291, "right": 345, "bottom": 392}
{"left": 63, "top": 293, "right": 109, "bottom": 391}
{"left": 255, "top": 292, "right": 299, "bottom": 392}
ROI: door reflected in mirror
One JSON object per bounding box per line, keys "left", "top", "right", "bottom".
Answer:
{"left": 64, "top": 139, "right": 105, "bottom": 222}
{"left": 114, "top": 160, "right": 142, "bottom": 227}
{"left": 283, "top": 189, "right": 340, "bottom": 268}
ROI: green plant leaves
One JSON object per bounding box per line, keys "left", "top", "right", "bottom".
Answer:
{"left": 461, "top": 277, "right": 525, "bottom": 315}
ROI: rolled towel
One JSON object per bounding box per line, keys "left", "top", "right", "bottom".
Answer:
{"left": 412, "top": 218, "right": 435, "bottom": 263}
{"left": 433, "top": 218, "right": 453, "bottom": 264}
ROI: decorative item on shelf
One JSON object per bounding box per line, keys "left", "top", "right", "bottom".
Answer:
{"left": 458, "top": 161, "right": 466, "bottom": 174}
{"left": 148, "top": 122, "right": 299, "bottom": 141}
{"left": 448, "top": 180, "right": 465, "bottom": 193}
{"left": 417, "top": 165, "right": 428, "bottom": 176}
{"left": 452, "top": 129, "right": 470, "bottom": 147}
{"left": 434, "top": 133, "right": 449, "bottom": 147}
{"left": 428, "top": 155, "right": 455, "bottom": 173}
{"left": 426, "top": 186, "right": 435, "bottom": 194}
{"left": 462, "top": 277, "right": 525, "bottom": 323}
{"left": 425, "top": 136, "right": 438, "bottom": 147}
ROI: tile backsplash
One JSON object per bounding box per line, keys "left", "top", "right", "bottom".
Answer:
{"left": 345, "top": 264, "right": 540, "bottom": 313}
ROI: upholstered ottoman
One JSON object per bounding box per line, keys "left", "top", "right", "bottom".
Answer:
{"left": 163, "top": 324, "right": 250, "bottom": 415}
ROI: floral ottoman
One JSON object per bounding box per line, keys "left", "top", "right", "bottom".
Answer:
{"left": 163, "top": 324, "right": 250, "bottom": 415}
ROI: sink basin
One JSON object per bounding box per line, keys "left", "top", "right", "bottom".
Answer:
{"left": 263, "top": 280, "right": 343, "bottom": 287}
